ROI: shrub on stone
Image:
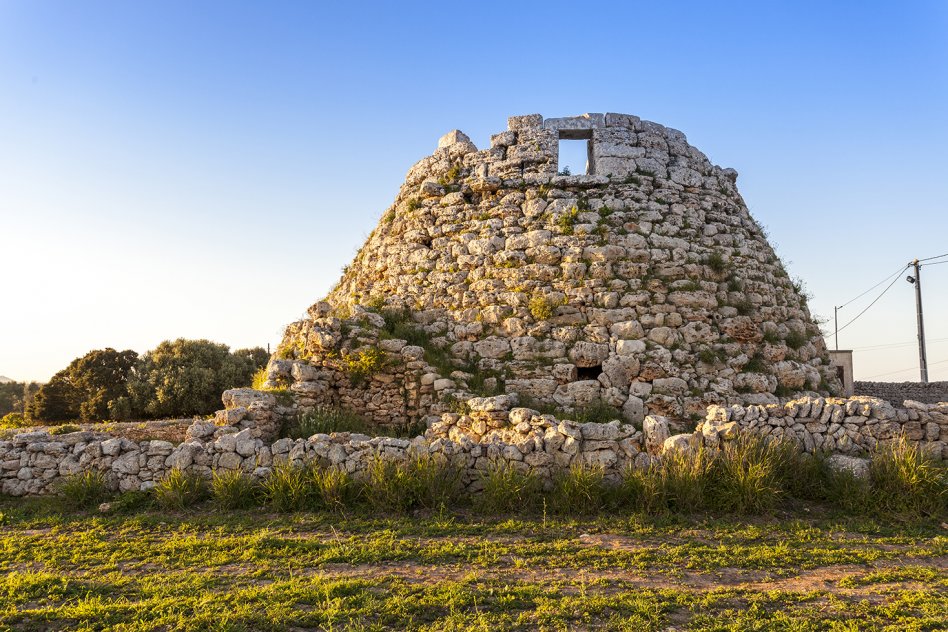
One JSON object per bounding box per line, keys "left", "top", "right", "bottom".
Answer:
{"left": 340, "top": 347, "right": 386, "bottom": 386}
{"left": 154, "top": 468, "right": 208, "bottom": 511}
{"left": 59, "top": 470, "right": 111, "bottom": 510}
{"left": 528, "top": 295, "right": 556, "bottom": 321}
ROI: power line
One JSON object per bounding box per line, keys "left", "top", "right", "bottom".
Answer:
{"left": 836, "top": 264, "right": 909, "bottom": 310}
{"left": 852, "top": 337, "right": 948, "bottom": 352}
{"left": 922, "top": 259, "right": 948, "bottom": 267}
{"left": 919, "top": 252, "right": 948, "bottom": 262}
{"left": 833, "top": 264, "right": 908, "bottom": 335}
{"left": 862, "top": 357, "right": 948, "bottom": 380}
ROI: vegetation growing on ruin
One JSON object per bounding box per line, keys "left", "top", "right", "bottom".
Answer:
{"left": 338, "top": 347, "right": 386, "bottom": 386}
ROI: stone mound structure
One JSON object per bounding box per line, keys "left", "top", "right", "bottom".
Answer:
{"left": 266, "top": 113, "right": 841, "bottom": 431}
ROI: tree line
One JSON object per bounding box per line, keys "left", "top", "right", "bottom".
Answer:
{"left": 5, "top": 339, "right": 268, "bottom": 424}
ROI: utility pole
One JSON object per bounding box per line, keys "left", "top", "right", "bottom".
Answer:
{"left": 834, "top": 306, "right": 839, "bottom": 351}
{"left": 907, "top": 259, "right": 929, "bottom": 383}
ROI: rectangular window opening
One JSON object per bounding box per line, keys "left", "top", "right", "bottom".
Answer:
{"left": 557, "top": 129, "right": 594, "bottom": 176}
{"left": 557, "top": 139, "right": 590, "bottom": 176}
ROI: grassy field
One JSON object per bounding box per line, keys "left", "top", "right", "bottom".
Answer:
{"left": 0, "top": 497, "right": 945, "bottom": 631}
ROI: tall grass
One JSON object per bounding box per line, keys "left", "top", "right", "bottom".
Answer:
{"left": 308, "top": 465, "right": 359, "bottom": 511}
{"left": 477, "top": 462, "right": 541, "bottom": 514}
{"left": 868, "top": 438, "right": 947, "bottom": 518}
{"left": 361, "top": 455, "right": 462, "bottom": 513}
{"left": 547, "top": 463, "right": 609, "bottom": 515}
{"left": 709, "top": 435, "right": 794, "bottom": 514}
{"left": 154, "top": 468, "right": 208, "bottom": 511}
{"left": 261, "top": 462, "right": 310, "bottom": 512}
{"left": 285, "top": 406, "right": 370, "bottom": 439}
{"left": 59, "top": 471, "right": 111, "bottom": 510}
{"left": 211, "top": 470, "right": 259, "bottom": 510}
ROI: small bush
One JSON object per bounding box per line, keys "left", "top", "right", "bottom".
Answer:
{"left": 406, "top": 197, "right": 422, "bottom": 212}
{"left": 287, "top": 406, "right": 369, "bottom": 439}
{"left": 555, "top": 206, "right": 579, "bottom": 235}
{"left": 49, "top": 424, "right": 81, "bottom": 435}
{"left": 743, "top": 354, "right": 768, "bottom": 373}
{"left": 477, "top": 462, "right": 541, "bottom": 514}
{"left": 706, "top": 251, "right": 728, "bottom": 274}
{"left": 340, "top": 347, "right": 386, "bottom": 385}
{"left": 0, "top": 412, "right": 31, "bottom": 429}
{"left": 251, "top": 367, "right": 268, "bottom": 390}
{"left": 868, "top": 439, "right": 947, "bottom": 519}
{"left": 547, "top": 463, "right": 608, "bottom": 515}
{"left": 59, "top": 471, "right": 111, "bottom": 510}
{"left": 211, "top": 470, "right": 259, "bottom": 510}
{"left": 154, "top": 468, "right": 208, "bottom": 511}
{"left": 529, "top": 295, "right": 556, "bottom": 320}
{"left": 573, "top": 400, "right": 622, "bottom": 424}
{"left": 261, "top": 462, "right": 310, "bottom": 512}
{"left": 784, "top": 330, "right": 807, "bottom": 350}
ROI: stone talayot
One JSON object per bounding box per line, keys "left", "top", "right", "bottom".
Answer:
{"left": 267, "top": 112, "right": 841, "bottom": 431}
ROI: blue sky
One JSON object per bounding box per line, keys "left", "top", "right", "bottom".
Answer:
{"left": 1, "top": 1, "right": 946, "bottom": 382}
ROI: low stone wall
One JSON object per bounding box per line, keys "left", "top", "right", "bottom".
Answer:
{"left": 855, "top": 381, "right": 948, "bottom": 406}
{"left": 2, "top": 393, "right": 946, "bottom": 497}
{"left": 700, "top": 396, "right": 948, "bottom": 459}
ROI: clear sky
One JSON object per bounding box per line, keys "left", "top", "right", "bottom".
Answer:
{"left": 1, "top": 1, "right": 946, "bottom": 383}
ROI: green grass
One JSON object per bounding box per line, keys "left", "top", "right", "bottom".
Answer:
{"left": 0, "top": 495, "right": 945, "bottom": 631}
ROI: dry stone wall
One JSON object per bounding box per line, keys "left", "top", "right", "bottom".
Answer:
{"left": 3, "top": 392, "right": 945, "bottom": 497}
{"left": 274, "top": 112, "right": 841, "bottom": 431}
{"left": 699, "top": 396, "right": 948, "bottom": 459}
{"left": 855, "top": 381, "right": 948, "bottom": 407}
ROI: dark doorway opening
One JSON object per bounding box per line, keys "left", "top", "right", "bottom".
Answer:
{"left": 576, "top": 365, "right": 603, "bottom": 381}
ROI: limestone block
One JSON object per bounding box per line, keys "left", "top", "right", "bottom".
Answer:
{"left": 826, "top": 454, "right": 870, "bottom": 479}
{"left": 568, "top": 341, "right": 609, "bottom": 367}
{"left": 644, "top": 415, "right": 671, "bottom": 454}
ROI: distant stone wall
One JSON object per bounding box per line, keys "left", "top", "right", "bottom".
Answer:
{"left": 700, "top": 396, "right": 948, "bottom": 459}
{"left": 3, "top": 393, "right": 945, "bottom": 497}
{"left": 854, "top": 381, "right": 948, "bottom": 406}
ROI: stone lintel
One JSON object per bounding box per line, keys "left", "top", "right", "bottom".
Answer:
{"left": 543, "top": 113, "right": 605, "bottom": 133}
{"left": 508, "top": 114, "right": 543, "bottom": 131}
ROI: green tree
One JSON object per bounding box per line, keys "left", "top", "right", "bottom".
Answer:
{"left": 128, "top": 339, "right": 267, "bottom": 418}
{"left": 27, "top": 375, "right": 76, "bottom": 422}
{"left": 27, "top": 349, "right": 138, "bottom": 422}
